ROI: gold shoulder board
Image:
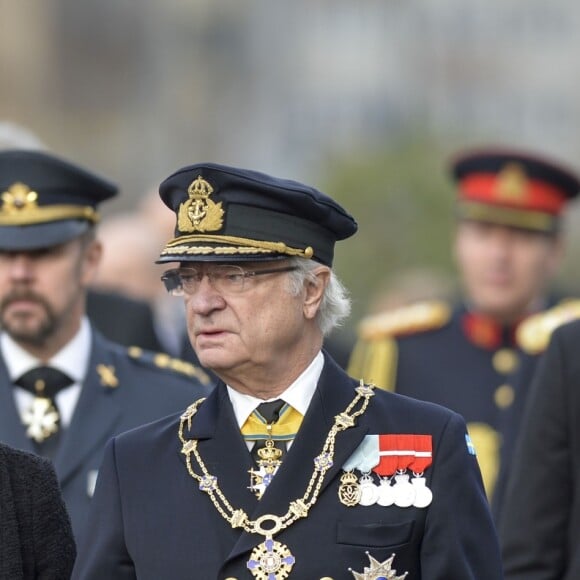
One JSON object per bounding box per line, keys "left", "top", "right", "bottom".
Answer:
{"left": 517, "top": 299, "right": 580, "bottom": 354}
{"left": 357, "top": 300, "right": 451, "bottom": 341}
{"left": 128, "top": 347, "right": 212, "bottom": 386}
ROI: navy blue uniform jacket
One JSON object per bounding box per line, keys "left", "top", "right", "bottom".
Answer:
{"left": 501, "top": 319, "right": 580, "bottom": 579}
{"left": 0, "top": 328, "right": 211, "bottom": 541}
{"left": 73, "top": 355, "right": 502, "bottom": 579}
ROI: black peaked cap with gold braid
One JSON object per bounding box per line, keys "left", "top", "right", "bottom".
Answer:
{"left": 157, "top": 162, "right": 357, "bottom": 266}
{"left": 0, "top": 149, "right": 117, "bottom": 250}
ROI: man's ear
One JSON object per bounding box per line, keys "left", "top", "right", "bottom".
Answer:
{"left": 303, "top": 266, "right": 330, "bottom": 320}
{"left": 81, "top": 238, "right": 103, "bottom": 285}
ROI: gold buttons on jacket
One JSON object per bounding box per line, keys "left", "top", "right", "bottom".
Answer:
{"left": 494, "top": 384, "right": 515, "bottom": 409}
{"left": 492, "top": 348, "right": 519, "bottom": 374}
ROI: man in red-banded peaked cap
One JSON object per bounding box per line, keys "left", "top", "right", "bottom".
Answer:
{"left": 452, "top": 147, "right": 580, "bottom": 233}
{"left": 349, "top": 145, "right": 580, "bottom": 525}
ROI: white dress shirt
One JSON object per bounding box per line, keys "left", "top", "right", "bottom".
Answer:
{"left": 227, "top": 351, "right": 324, "bottom": 450}
{"left": 2, "top": 317, "right": 93, "bottom": 428}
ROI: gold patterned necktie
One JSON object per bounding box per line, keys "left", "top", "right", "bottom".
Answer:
{"left": 242, "top": 400, "right": 303, "bottom": 498}
{"left": 249, "top": 400, "right": 287, "bottom": 463}
{"left": 15, "top": 366, "right": 74, "bottom": 458}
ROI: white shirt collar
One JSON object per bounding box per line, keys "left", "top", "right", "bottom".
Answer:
{"left": 227, "top": 351, "right": 325, "bottom": 429}
{"left": 1, "top": 317, "right": 92, "bottom": 383}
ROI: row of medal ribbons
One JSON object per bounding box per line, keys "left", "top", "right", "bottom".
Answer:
{"left": 338, "top": 433, "right": 433, "bottom": 508}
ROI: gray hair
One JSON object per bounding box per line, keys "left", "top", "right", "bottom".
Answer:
{"left": 285, "top": 257, "right": 351, "bottom": 336}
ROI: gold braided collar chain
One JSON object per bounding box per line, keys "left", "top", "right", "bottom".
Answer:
{"left": 178, "top": 380, "right": 375, "bottom": 580}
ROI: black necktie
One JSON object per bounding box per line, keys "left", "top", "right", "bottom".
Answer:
{"left": 250, "top": 399, "right": 287, "bottom": 464}
{"left": 15, "top": 366, "right": 74, "bottom": 458}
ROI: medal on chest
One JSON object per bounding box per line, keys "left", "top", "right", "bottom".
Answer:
{"left": 339, "top": 433, "right": 433, "bottom": 509}
{"left": 22, "top": 397, "right": 59, "bottom": 442}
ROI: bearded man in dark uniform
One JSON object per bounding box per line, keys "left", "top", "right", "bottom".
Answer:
{"left": 0, "top": 150, "right": 210, "bottom": 542}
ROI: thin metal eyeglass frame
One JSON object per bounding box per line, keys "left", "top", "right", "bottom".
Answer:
{"left": 161, "top": 265, "right": 298, "bottom": 296}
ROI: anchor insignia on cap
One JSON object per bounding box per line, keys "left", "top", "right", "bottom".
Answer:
{"left": 178, "top": 175, "right": 224, "bottom": 233}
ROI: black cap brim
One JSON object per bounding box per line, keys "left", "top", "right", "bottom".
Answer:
{"left": 0, "top": 220, "right": 91, "bottom": 251}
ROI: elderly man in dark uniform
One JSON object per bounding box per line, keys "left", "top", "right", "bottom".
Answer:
{"left": 73, "top": 162, "right": 502, "bottom": 579}
{"left": 348, "top": 147, "right": 580, "bottom": 520}
{"left": 0, "top": 150, "right": 210, "bottom": 541}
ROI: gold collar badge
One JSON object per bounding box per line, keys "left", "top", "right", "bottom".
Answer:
{"left": 495, "top": 163, "right": 529, "bottom": 204}
{"left": 1, "top": 183, "right": 39, "bottom": 214}
{"left": 178, "top": 175, "right": 224, "bottom": 233}
{"left": 96, "top": 364, "right": 119, "bottom": 388}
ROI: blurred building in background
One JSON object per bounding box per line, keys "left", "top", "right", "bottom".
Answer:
{"left": 2, "top": 0, "right": 580, "bottom": 326}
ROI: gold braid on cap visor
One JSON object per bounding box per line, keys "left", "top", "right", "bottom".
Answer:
{"left": 160, "top": 234, "right": 314, "bottom": 259}
{"left": 0, "top": 205, "right": 99, "bottom": 225}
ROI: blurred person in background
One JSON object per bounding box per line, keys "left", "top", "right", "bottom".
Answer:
{"left": 500, "top": 317, "right": 580, "bottom": 579}
{"left": 0, "top": 441, "right": 76, "bottom": 579}
{"left": 87, "top": 213, "right": 169, "bottom": 356}
{"left": 0, "top": 149, "right": 210, "bottom": 541}
{"left": 348, "top": 146, "right": 580, "bottom": 521}
{"left": 0, "top": 120, "right": 187, "bottom": 354}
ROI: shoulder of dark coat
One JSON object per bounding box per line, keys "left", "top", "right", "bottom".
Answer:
{"left": 357, "top": 300, "right": 452, "bottom": 341}
{"left": 125, "top": 346, "right": 213, "bottom": 386}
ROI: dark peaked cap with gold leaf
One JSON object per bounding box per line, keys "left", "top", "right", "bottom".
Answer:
{"left": 157, "top": 163, "right": 357, "bottom": 266}
{"left": 0, "top": 150, "right": 117, "bottom": 250}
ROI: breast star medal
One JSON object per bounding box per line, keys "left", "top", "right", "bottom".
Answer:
{"left": 21, "top": 397, "right": 59, "bottom": 442}
{"left": 350, "top": 551, "right": 408, "bottom": 580}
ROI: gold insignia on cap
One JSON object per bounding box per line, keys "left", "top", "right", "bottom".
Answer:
{"left": 0, "top": 181, "right": 99, "bottom": 225}
{"left": 178, "top": 175, "right": 224, "bottom": 233}
{"left": 1, "top": 183, "right": 39, "bottom": 213}
{"left": 495, "top": 163, "right": 529, "bottom": 203}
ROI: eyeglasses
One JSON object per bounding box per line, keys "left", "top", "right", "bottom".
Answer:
{"left": 161, "top": 264, "right": 298, "bottom": 296}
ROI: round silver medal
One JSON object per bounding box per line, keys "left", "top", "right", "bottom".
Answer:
{"left": 393, "top": 472, "right": 416, "bottom": 508}
{"left": 411, "top": 476, "right": 433, "bottom": 508}
{"left": 358, "top": 474, "right": 379, "bottom": 506}
{"left": 376, "top": 478, "right": 395, "bottom": 506}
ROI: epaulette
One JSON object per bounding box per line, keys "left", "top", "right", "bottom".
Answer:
{"left": 517, "top": 299, "right": 580, "bottom": 354}
{"left": 127, "top": 347, "right": 212, "bottom": 386}
{"left": 357, "top": 300, "right": 452, "bottom": 341}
